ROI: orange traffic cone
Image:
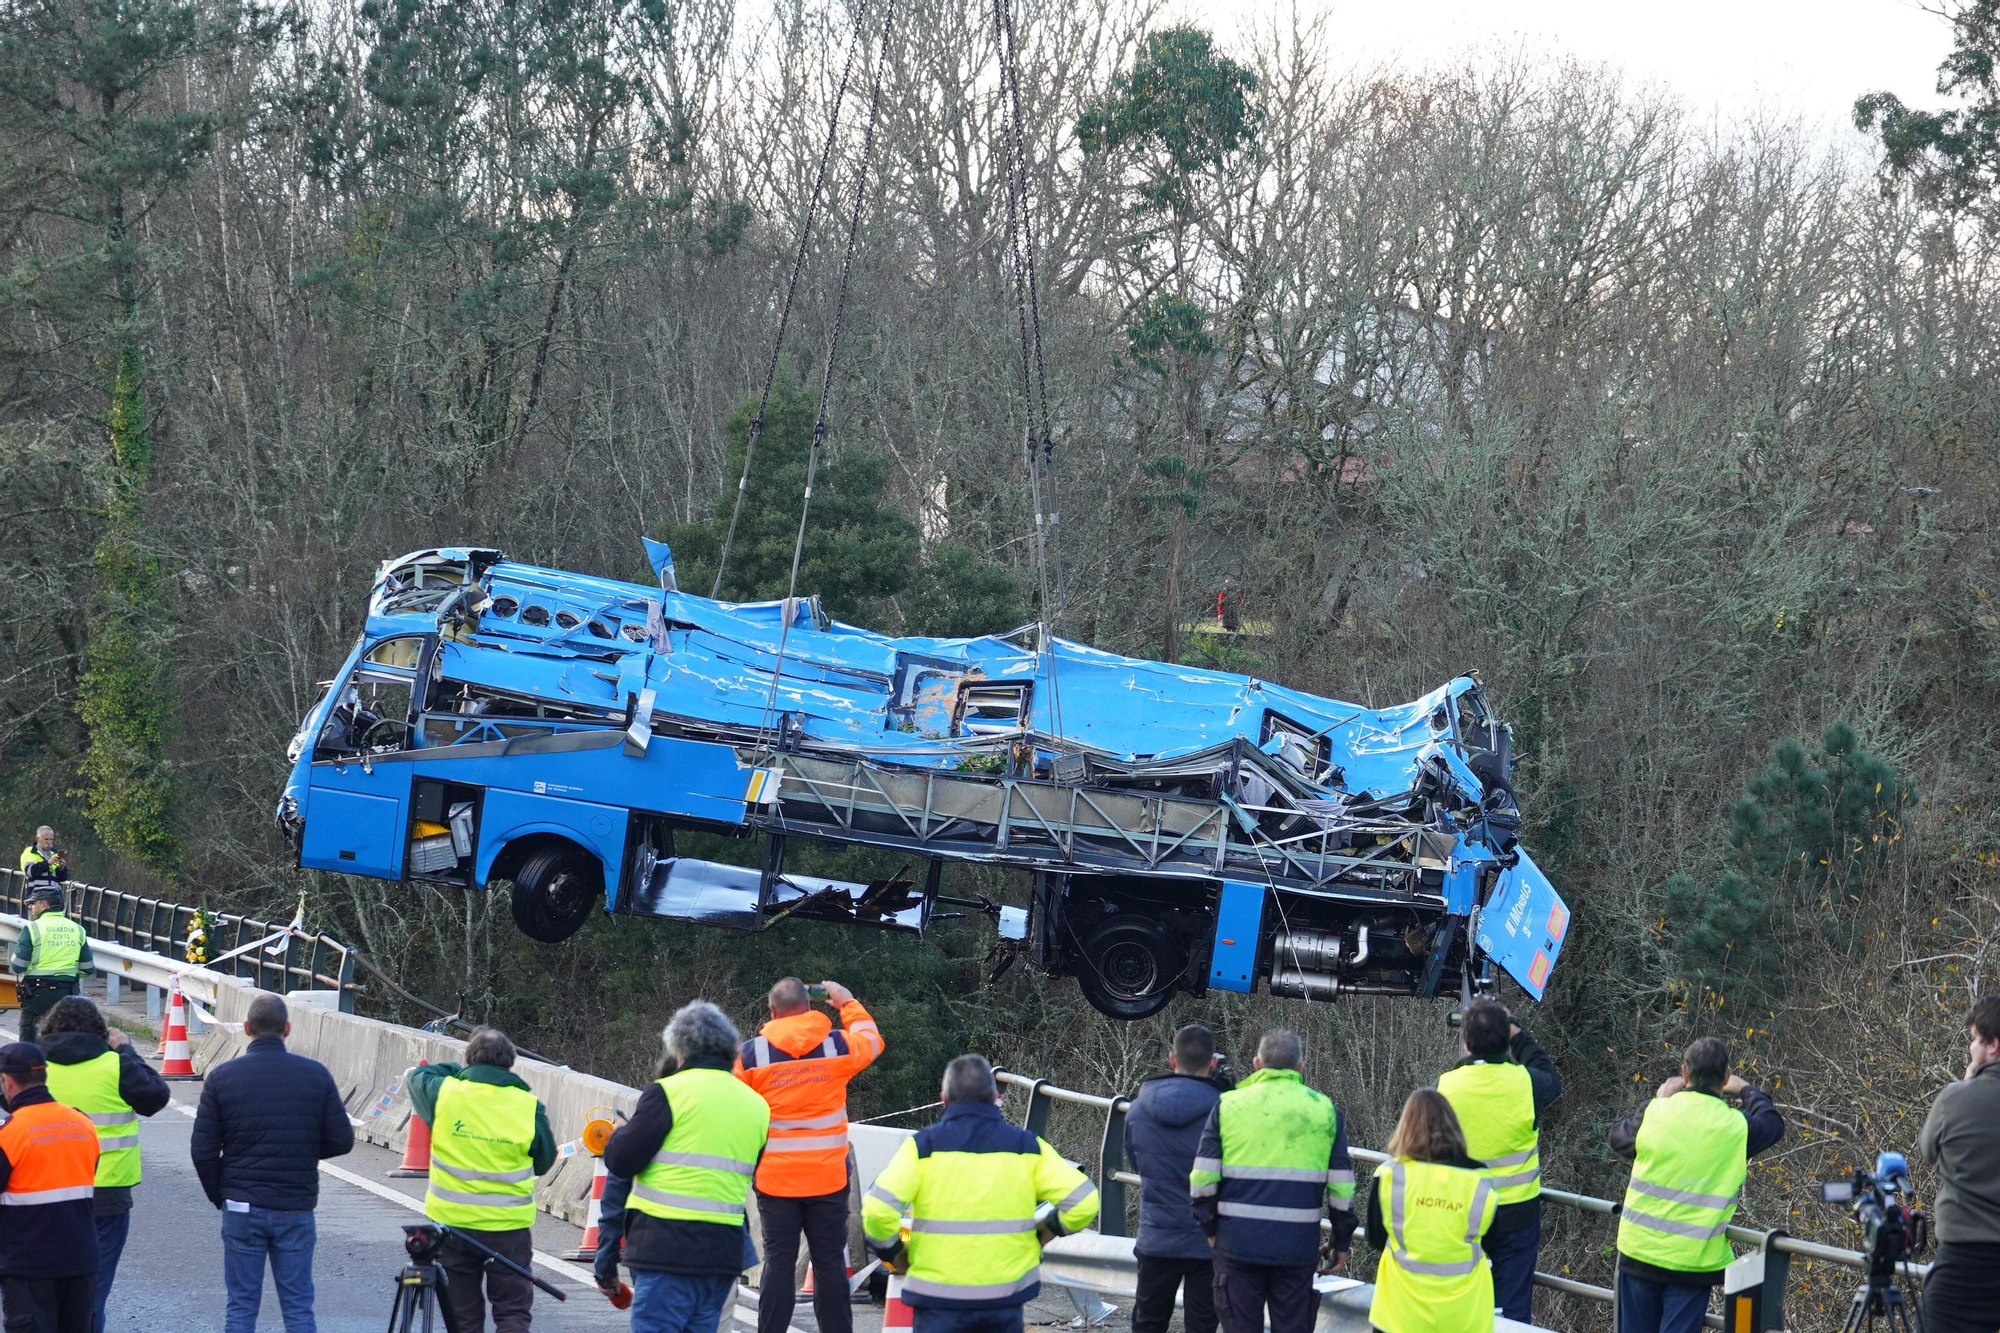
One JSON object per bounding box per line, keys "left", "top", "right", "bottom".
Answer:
{"left": 388, "top": 1061, "right": 432, "bottom": 1178}
{"left": 564, "top": 1153, "right": 609, "bottom": 1260}
{"left": 881, "top": 1275, "right": 914, "bottom": 1333}
{"left": 159, "top": 977, "right": 198, "bottom": 1080}
{"left": 800, "top": 1245, "right": 857, "bottom": 1296}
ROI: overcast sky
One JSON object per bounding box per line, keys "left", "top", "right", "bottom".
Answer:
{"left": 1182, "top": 0, "right": 1961, "bottom": 137}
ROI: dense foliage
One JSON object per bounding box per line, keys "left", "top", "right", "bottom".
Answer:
{"left": 4, "top": 0, "right": 1999, "bottom": 1324}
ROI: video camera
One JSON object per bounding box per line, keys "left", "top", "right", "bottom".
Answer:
{"left": 1819, "top": 1151, "right": 1927, "bottom": 1279}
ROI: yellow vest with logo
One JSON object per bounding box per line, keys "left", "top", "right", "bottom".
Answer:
{"left": 25, "top": 913, "right": 85, "bottom": 977}
{"left": 1367, "top": 1158, "right": 1497, "bottom": 1333}
{"left": 1617, "top": 1091, "right": 1748, "bottom": 1272}
{"left": 628, "top": 1068, "right": 770, "bottom": 1226}
{"left": 1437, "top": 1060, "right": 1540, "bottom": 1206}
{"left": 424, "top": 1077, "right": 540, "bottom": 1230}
{"left": 45, "top": 1051, "right": 141, "bottom": 1188}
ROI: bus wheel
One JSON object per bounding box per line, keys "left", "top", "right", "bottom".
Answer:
{"left": 1077, "top": 917, "right": 1182, "bottom": 1020}
{"left": 508, "top": 847, "right": 601, "bottom": 943}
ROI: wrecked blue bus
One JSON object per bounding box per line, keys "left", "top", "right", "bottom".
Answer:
{"left": 278, "top": 547, "right": 1569, "bottom": 1018}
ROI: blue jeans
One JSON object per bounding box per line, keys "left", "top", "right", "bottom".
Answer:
{"left": 93, "top": 1211, "right": 131, "bottom": 1333}
{"left": 911, "top": 1308, "right": 1026, "bottom": 1333}
{"left": 1616, "top": 1268, "right": 1709, "bottom": 1333}
{"left": 221, "top": 1205, "right": 318, "bottom": 1333}
{"left": 1482, "top": 1214, "right": 1540, "bottom": 1325}
{"left": 629, "top": 1270, "right": 736, "bottom": 1333}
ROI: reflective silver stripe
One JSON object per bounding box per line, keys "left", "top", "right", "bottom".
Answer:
{"left": 654, "top": 1151, "right": 756, "bottom": 1174}
{"left": 88, "top": 1112, "right": 138, "bottom": 1127}
{"left": 1623, "top": 1209, "right": 1733, "bottom": 1241}
{"left": 2, "top": 1185, "right": 95, "bottom": 1205}
{"left": 1216, "top": 1202, "right": 1323, "bottom": 1223}
{"left": 432, "top": 1159, "right": 535, "bottom": 1184}
{"left": 1327, "top": 1169, "right": 1356, "bottom": 1185}
{"left": 1465, "top": 1179, "right": 1495, "bottom": 1243}
{"left": 910, "top": 1217, "right": 1037, "bottom": 1234}
{"left": 631, "top": 1184, "right": 746, "bottom": 1217}
{"left": 1054, "top": 1180, "right": 1098, "bottom": 1215}
{"left": 424, "top": 1184, "right": 535, "bottom": 1209}
{"left": 763, "top": 1134, "right": 849, "bottom": 1153}
{"left": 1485, "top": 1146, "right": 1537, "bottom": 1168}
{"left": 821, "top": 1038, "right": 840, "bottom": 1058}
{"left": 1221, "top": 1165, "right": 1329, "bottom": 1183}
{"left": 1192, "top": 1156, "right": 1223, "bottom": 1174}
{"left": 1628, "top": 1179, "right": 1739, "bottom": 1211}
{"left": 866, "top": 1184, "right": 909, "bottom": 1213}
{"left": 1489, "top": 1167, "right": 1540, "bottom": 1189}
{"left": 770, "top": 1110, "right": 848, "bottom": 1131}
{"left": 1393, "top": 1252, "right": 1483, "bottom": 1277}
{"left": 98, "top": 1135, "right": 140, "bottom": 1151}
{"left": 1189, "top": 1182, "right": 1218, "bottom": 1198}
{"left": 900, "top": 1270, "right": 1041, "bottom": 1302}
{"left": 749, "top": 1037, "right": 773, "bottom": 1068}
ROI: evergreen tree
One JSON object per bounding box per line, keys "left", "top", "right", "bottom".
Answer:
{"left": 1665, "top": 722, "right": 1915, "bottom": 994}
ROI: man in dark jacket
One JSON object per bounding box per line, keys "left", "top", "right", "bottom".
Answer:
{"left": 190, "top": 991, "right": 355, "bottom": 1333}
{"left": 409, "top": 1029, "right": 559, "bottom": 1333}
{"left": 1916, "top": 996, "right": 2000, "bottom": 1333}
{"left": 1124, "top": 1023, "right": 1229, "bottom": 1333}
{"left": 39, "top": 996, "right": 171, "bottom": 1333}
{"left": 1, "top": 1041, "right": 101, "bottom": 1333}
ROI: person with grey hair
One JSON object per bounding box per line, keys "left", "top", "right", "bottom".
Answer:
{"left": 1191, "top": 1029, "right": 1353, "bottom": 1333}
{"left": 190, "top": 992, "right": 354, "bottom": 1333}
{"left": 410, "top": 1029, "right": 558, "bottom": 1333}
{"left": 601, "top": 1001, "right": 771, "bottom": 1333}
{"left": 19, "top": 824, "right": 67, "bottom": 884}
{"left": 861, "top": 1054, "right": 1100, "bottom": 1333}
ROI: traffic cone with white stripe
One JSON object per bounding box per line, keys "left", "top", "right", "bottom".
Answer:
{"left": 387, "top": 1061, "right": 432, "bottom": 1178}
{"left": 563, "top": 1153, "right": 609, "bottom": 1260}
{"left": 881, "top": 1275, "right": 914, "bottom": 1333}
{"left": 159, "top": 976, "right": 198, "bottom": 1080}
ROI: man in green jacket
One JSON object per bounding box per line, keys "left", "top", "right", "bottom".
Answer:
{"left": 409, "top": 1029, "right": 559, "bottom": 1333}
{"left": 10, "top": 883, "right": 94, "bottom": 1046}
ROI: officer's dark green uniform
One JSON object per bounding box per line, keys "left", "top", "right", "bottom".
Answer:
{"left": 10, "top": 890, "right": 93, "bottom": 1047}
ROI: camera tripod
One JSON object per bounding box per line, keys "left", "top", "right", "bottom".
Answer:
{"left": 387, "top": 1223, "right": 565, "bottom": 1333}
{"left": 1839, "top": 1266, "right": 1923, "bottom": 1333}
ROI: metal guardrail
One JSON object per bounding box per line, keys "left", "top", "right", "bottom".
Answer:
{"left": 0, "top": 869, "right": 359, "bottom": 1011}
{"left": 996, "top": 1070, "right": 1911, "bottom": 1333}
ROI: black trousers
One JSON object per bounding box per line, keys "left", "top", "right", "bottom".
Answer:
{"left": 1, "top": 1274, "right": 95, "bottom": 1333}
{"left": 1133, "top": 1253, "right": 1216, "bottom": 1333}
{"left": 17, "top": 976, "right": 80, "bottom": 1048}
{"left": 439, "top": 1227, "right": 535, "bottom": 1333}
{"left": 1213, "top": 1258, "right": 1315, "bottom": 1333}
{"left": 1920, "top": 1241, "right": 2000, "bottom": 1333}
{"left": 756, "top": 1187, "right": 852, "bottom": 1333}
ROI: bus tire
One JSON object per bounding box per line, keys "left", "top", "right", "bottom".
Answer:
{"left": 508, "top": 846, "right": 601, "bottom": 943}
{"left": 1077, "top": 917, "right": 1182, "bottom": 1020}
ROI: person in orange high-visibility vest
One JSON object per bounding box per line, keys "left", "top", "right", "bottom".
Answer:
{"left": 736, "top": 977, "right": 884, "bottom": 1333}
{"left": 0, "top": 1040, "right": 102, "bottom": 1333}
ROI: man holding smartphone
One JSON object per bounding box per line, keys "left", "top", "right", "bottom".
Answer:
{"left": 1916, "top": 996, "right": 2000, "bottom": 1333}
{"left": 736, "top": 978, "right": 885, "bottom": 1333}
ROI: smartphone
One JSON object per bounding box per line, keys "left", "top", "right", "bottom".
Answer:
{"left": 808, "top": 984, "right": 829, "bottom": 1000}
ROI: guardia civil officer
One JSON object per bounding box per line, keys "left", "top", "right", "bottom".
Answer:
{"left": 40, "top": 996, "right": 171, "bottom": 1333}
{"left": 862, "top": 1054, "right": 1101, "bottom": 1333}
{"left": 411, "top": 1028, "right": 559, "bottom": 1333}
{"left": 1609, "top": 1038, "right": 1784, "bottom": 1333}
{"left": 1435, "top": 998, "right": 1560, "bottom": 1324}
{"left": 1190, "top": 1029, "right": 1356, "bottom": 1333}
{"left": 1366, "top": 1089, "right": 1498, "bottom": 1333}
{"left": 601, "top": 1000, "right": 772, "bottom": 1333}
{"left": 9, "top": 882, "right": 94, "bottom": 1047}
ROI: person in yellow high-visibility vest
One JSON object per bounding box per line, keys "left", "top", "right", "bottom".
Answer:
{"left": 1608, "top": 1038, "right": 1785, "bottom": 1333}
{"left": 9, "top": 882, "right": 93, "bottom": 1047}
{"left": 410, "top": 1029, "right": 558, "bottom": 1333}
{"left": 600, "top": 1000, "right": 772, "bottom": 1333}
{"left": 1434, "top": 999, "right": 1560, "bottom": 1326}
{"left": 1365, "top": 1089, "right": 1498, "bottom": 1333}
{"left": 863, "top": 1054, "right": 1100, "bottom": 1333}
{"left": 40, "top": 996, "right": 171, "bottom": 1333}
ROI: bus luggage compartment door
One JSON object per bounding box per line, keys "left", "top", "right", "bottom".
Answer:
{"left": 300, "top": 785, "right": 409, "bottom": 879}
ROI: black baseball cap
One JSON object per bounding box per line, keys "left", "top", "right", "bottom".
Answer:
{"left": 0, "top": 1042, "right": 46, "bottom": 1076}
{"left": 24, "top": 883, "right": 63, "bottom": 905}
